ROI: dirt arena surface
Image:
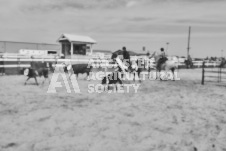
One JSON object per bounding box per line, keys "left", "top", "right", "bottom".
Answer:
{"left": 0, "top": 69, "right": 226, "bottom": 151}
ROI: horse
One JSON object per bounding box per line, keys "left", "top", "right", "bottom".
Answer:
{"left": 111, "top": 50, "right": 149, "bottom": 82}
{"left": 24, "top": 62, "right": 51, "bottom": 85}
{"left": 184, "top": 56, "right": 193, "bottom": 69}
{"left": 151, "top": 52, "right": 178, "bottom": 81}
{"left": 219, "top": 59, "right": 226, "bottom": 68}
{"left": 61, "top": 62, "right": 92, "bottom": 80}
{"left": 111, "top": 49, "right": 130, "bottom": 76}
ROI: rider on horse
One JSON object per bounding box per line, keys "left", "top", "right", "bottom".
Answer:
{"left": 157, "top": 48, "right": 168, "bottom": 70}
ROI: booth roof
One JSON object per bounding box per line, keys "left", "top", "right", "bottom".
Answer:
{"left": 57, "top": 33, "right": 97, "bottom": 44}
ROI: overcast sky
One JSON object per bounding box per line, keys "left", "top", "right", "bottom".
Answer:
{"left": 0, "top": 0, "right": 226, "bottom": 57}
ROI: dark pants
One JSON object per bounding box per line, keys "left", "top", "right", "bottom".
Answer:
{"left": 157, "top": 57, "right": 168, "bottom": 70}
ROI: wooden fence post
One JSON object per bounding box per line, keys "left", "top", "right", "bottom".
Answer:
{"left": 201, "top": 61, "right": 205, "bottom": 85}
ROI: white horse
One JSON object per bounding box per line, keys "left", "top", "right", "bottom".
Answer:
{"left": 150, "top": 52, "right": 179, "bottom": 81}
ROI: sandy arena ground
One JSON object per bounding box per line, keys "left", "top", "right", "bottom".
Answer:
{"left": 0, "top": 69, "right": 226, "bottom": 151}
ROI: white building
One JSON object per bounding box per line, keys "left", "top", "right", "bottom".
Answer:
{"left": 57, "top": 33, "right": 97, "bottom": 59}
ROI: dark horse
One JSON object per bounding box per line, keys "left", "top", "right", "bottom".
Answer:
{"left": 100, "top": 49, "right": 130, "bottom": 90}
{"left": 24, "top": 62, "right": 51, "bottom": 85}
{"left": 219, "top": 58, "right": 226, "bottom": 68}
{"left": 184, "top": 59, "right": 193, "bottom": 69}
{"left": 111, "top": 49, "right": 131, "bottom": 72}
{"left": 184, "top": 55, "right": 193, "bottom": 69}
{"left": 111, "top": 50, "right": 144, "bottom": 82}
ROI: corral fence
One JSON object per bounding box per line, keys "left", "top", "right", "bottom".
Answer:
{"left": 0, "top": 58, "right": 117, "bottom": 75}
{"left": 0, "top": 58, "right": 57, "bottom": 75}
{"left": 201, "top": 61, "right": 226, "bottom": 85}
{"left": 0, "top": 57, "right": 223, "bottom": 76}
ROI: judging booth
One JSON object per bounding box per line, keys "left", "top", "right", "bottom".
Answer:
{"left": 57, "top": 34, "right": 97, "bottom": 63}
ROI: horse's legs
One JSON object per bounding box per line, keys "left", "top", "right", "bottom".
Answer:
{"left": 74, "top": 73, "right": 78, "bottom": 79}
{"left": 42, "top": 76, "right": 49, "bottom": 85}
{"left": 68, "top": 70, "right": 73, "bottom": 79}
{"left": 118, "top": 78, "right": 123, "bottom": 88}
{"left": 103, "top": 83, "right": 107, "bottom": 91}
{"left": 48, "top": 76, "right": 51, "bottom": 84}
{"left": 24, "top": 77, "right": 30, "bottom": 85}
{"left": 42, "top": 77, "right": 46, "bottom": 85}
{"left": 86, "top": 72, "right": 90, "bottom": 80}
{"left": 34, "top": 77, "right": 39, "bottom": 85}
{"left": 171, "top": 68, "right": 175, "bottom": 81}
{"left": 68, "top": 71, "right": 71, "bottom": 79}
{"left": 158, "top": 69, "right": 163, "bottom": 81}
{"left": 133, "top": 72, "right": 136, "bottom": 82}
{"left": 118, "top": 78, "right": 123, "bottom": 85}
{"left": 121, "top": 72, "right": 124, "bottom": 79}
{"left": 156, "top": 69, "right": 160, "bottom": 80}
{"left": 148, "top": 67, "right": 151, "bottom": 79}
{"left": 138, "top": 70, "right": 141, "bottom": 83}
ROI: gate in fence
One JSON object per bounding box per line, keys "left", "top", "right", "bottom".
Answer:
{"left": 201, "top": 61, "right": 226, "bottom": 85}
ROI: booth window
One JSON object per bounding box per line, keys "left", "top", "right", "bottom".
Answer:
{"left": 73, "top": 44, "right": 86, "bottom": 55}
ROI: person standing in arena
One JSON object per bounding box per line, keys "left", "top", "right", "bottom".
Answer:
{"left": 122, "top": 46, "right": 131, "bottom": 68}
{"left": 157, "top": 47, "right": 168, "bottom": 70}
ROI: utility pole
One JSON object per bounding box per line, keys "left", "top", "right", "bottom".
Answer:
{"left": 187, "top": 26, "right": 191, "bottom": 59}
{"left": 166, "top": 42, "right": 169, "bottom": 55}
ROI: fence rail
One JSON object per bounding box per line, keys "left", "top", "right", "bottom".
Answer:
{"left": 201, "top": 61, "right": 226, "bottom": 85}
{"left": 0, "top": 57, "right": 224, "bottom": 75}
{"left": 0, "top": 58, "right": 222, "bottom": 66}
